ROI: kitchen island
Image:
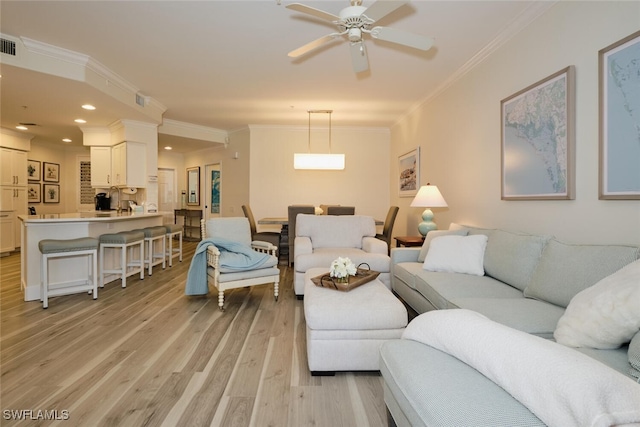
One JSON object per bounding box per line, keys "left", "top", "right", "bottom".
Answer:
{"left": 19, "top": 211, "right": 163, "bottom": 302}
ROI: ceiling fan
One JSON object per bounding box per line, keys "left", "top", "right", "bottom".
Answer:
{"left": 285, "top": 0, "right": 434, "bottom": 73}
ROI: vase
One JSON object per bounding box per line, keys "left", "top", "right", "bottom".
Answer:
{"left": 337, "top": 276, "right": 349, "bottom": 284}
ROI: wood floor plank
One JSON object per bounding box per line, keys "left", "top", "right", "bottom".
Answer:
{"left": 0, "top": 242, "right": 386, "bottom": 426}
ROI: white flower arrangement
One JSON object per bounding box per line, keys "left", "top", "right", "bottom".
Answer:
{"left": 330, "top": 257, "right": 357, "bottom": 281}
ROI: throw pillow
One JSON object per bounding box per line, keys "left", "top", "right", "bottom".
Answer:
{"left": 554, "top": 259, "right": 640, "bottom": 349}
{"left": 417, "top": 229, "right": 469, "bottom": 262}
{"left": 629, "top": 331, "right": 640, "bottom": 381}
{"left": 423, "top": 235, "right": 488, "bottom": 276}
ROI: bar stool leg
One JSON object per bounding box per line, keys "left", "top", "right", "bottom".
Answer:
{"left": 121, "top": 242, "right": 127, "bottom": 287}
{"left": 92, "top": 251, "right": 98, "bottom": 299}
{"left": 42, "top": 254, "right": 49, "bottom": 309}
{"left": 139, "top": 240, "right": 145, "bottom": 280}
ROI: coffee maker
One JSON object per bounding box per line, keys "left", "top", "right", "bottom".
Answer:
{"left": 95, "top": 193, "right": 110, "bottom": 210}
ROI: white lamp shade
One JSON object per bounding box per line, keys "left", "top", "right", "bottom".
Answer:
{"left": 294, "top": 153, "right": 345, "bottom": 170}
{"left": 410, "top": 185, "right": 448, "bottom": 208}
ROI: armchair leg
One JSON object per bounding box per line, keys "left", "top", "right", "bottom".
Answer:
{"left": 274, "top": 281, "right": 279, "bottom": 302}
{"left": 218, "top": 290, "right": 225, "bottom": 311}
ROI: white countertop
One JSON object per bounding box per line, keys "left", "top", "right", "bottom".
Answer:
{"left": 19, "top": 211, "right": 163, "bottom": 223}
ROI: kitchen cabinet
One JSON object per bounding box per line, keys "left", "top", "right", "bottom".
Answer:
{"left": 91, "top": 146, "right": 112, "bottom": 187}
{"left": 0, "top": 148, "right": 27, "bottom": 186}
{"left": 0, "top": 211, "right": 15, "bottom": 254}
{"left": 112, "top": 142, "right": 146, "bottom": 188}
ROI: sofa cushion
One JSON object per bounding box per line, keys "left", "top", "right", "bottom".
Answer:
{"left": 295, "top": 247, "right": 390, "bottom": 273}
{"left": 483, "top": 229, "right": 551, "bottom": 291}
{"left": 524, "top": 239, "right": 640, "bottom": 308}
{"left": 629, "top": 332, "right": 640, "bottom": 381}
{"left": 423, "top": 235, "right": 488, "bottom": 276}
{"left": 554, "top": 259, "right": 640, "bottom": 349}
{"left": 394, "top": 262, "right": 424, "bottom": 290}
{"left": 295, "top": 214, "right": 376, "bottom": 248}
{"left": 380, "top": 340, "right": 545, "bottom": 427}
{"left": 448, "top": 297, "right": 565, "bottom": 338}
{"left": 449, "top": 222, "right": 494, "bottom": 237}
{"left": 417, "top": 229, "right": 469, "bottom": 262}
{"left": 413, "top": 271, "right": 522, "bottom": 310}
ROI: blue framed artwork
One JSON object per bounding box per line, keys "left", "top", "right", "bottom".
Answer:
{"left": 599, "top": 30, "right": 640, "bottom": 200}
{"left": 501, "top": 66, "right": 575, "bottom": 200}
{"left": 211, "top": 170, "right": 220, "bottom": 213}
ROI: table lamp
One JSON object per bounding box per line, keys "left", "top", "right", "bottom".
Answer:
{"left": 410, "top": 184, "right": 448, "bottom": 236}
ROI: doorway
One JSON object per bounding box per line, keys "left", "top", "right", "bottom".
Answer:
{"left": 204, "top": 163, "right": 221, "bottom": 221}
{"left": 158, "top": 168, "right": 176, "bottom": 224}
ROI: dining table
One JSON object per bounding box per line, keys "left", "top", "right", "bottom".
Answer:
{"left": 257, "top": 217, "right": 384, "bottom": 226}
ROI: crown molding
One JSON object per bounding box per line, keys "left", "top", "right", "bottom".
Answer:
{"left": 159, "top": 119, "right": 227, "bottom": 143}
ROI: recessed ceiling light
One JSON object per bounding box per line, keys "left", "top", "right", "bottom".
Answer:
{"left": 74, "top": 119, "right": 86, "bottom": 124}
{"left": 164, "top": 146, "right": 173, "bottom": 150}
{"left": 81, "top": 104, "right": 96, "bottom": 110}
{"left": 62, "top": 138, "right": 72, "bottom": 143}
{"left": 16, "top": 125, "right": 28, "bottom": 130}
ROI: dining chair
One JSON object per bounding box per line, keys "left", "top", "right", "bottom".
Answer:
{"left": 375, "top": 206, "right": 399, "bottom": 255}
{"left": 287, "top": 205, "right": 315, "bottom": 266}
{"left": 242, "top": 205, "right": 281, "bottom": 256}
{"left": 326, "top": 206, "right": 355, "bottom": 215}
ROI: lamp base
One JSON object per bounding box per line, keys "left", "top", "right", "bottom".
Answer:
{"left": 417, "top": 208, "right": 438, "bottom": 237}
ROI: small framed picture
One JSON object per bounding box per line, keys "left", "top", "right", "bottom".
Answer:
{"left": 43, "top": 184, "right": 60, "bottom": 203}
{"left": 43, "top": 162, "right": 60, "bottom": 183}
{"left": 398, "top": 147, "right": 420, "bottom": 197}
{"left": 27, "top": 160, "right": 41, "bottom": 181}
{"left": 27, "top": 183, "right": 41, "bottom": 203}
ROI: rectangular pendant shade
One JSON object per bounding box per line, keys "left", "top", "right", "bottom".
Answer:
{"left": 293, "top": 153, "right": 345, "bottom": 170}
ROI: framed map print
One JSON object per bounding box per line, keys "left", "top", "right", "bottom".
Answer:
{"left": 599, "top": 30, "right": 640, "bottom": 200}
{"left": 501, "top": 66, "right": 575, "bottom": 200}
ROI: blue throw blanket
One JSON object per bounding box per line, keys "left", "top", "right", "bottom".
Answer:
{"left": 185, "top": 237, "right": 274, "bottom": 295}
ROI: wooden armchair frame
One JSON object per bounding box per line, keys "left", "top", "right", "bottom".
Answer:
{"left": 201, "top": 219, "right": 280, "bottom": 310}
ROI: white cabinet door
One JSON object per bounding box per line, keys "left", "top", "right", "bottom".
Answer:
{"left": 91, "top": 146, "right": 112, "bottom": 187}
{"left": 0, "top": 148, "right": 27, "bottom": 186}
{"left": 0, "top": 211, "right": 15, "bottom": 253}
{"left": 112, "top": 142, "right": 146, "bottom": 188}
{"left": 0, "top": 187, "right": 14, "bottom": 210}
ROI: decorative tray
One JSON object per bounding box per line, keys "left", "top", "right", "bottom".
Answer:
{"left": 310, "top": 266, "right": 380, "bottom": 292}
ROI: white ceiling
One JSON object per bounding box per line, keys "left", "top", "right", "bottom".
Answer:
{"left": 0, "top": 1, "right": 549, "bottom": 152}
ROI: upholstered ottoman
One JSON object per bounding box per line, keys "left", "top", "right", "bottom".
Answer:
{"left": 304, "top": 267, "right": 408, "bottom": 374}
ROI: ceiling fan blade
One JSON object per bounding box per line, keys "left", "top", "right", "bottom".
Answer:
{"left": 362, "top": 0, "right": 407, "bottom": 23}
{"left": 350, "top": 41, "right": 369, "bottom": 73}
{"left": 285, "top": 3, "right": 339, "bottom": 22}
{"left": 370, "top": 26, "right": 434, "bottom": 51}
{"left": 288, "top": 34, "right": 339, "bottom": 58}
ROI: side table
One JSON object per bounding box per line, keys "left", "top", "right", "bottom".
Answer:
{"left": 394, "top": 236, "right": 424, "bottom": 248}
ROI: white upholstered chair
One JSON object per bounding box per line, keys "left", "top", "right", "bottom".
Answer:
{"left": 200, "top": 218, "right": 280, "bottom": 310}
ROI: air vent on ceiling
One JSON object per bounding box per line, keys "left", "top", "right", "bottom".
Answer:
{"left": 135, "top": 93, "right": 147, "bottom": 107}
{"left": 0, "top": 38, "right": 16, "bottom": 56}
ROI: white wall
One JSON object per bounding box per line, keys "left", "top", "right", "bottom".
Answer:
{"left": 391, "top": 1, "right": 640, "bottom": 245}
{"left": 248, "top": 125, "right": 391, "bottom": 226}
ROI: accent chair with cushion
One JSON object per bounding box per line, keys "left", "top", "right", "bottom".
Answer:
{"left": 185, "top": 218, "right": 280, "bottom": 310}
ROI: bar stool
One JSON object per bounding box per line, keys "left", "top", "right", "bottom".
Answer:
{"left": 164, "top": 223, "right": 183, "bottom": 267}
{"left": 39, "top": 237, "right": 99, "bottom": 309}
{"left": 99, "top": 230, "right": 145, "bottom": 288}
{"left": 137, "top": 226, "right": 166, "bottom": 275}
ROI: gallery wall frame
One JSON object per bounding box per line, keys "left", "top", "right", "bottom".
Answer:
{"left": 43, "top": 184, "right": 60, "bottom": 203}
{"left": 599, "top": 30, "right": 640, "bottom": 200}
{"left": 27, "top": 160, "right": 41, "bottom": 181}
{"left": 501, "top": 66, "right": 575, "bottom": 200}
{"left": 398, "top": 147, "right": 420, "bottom": 198}
{"left": 27, "top": 183, "right": 41, "bottom": 203}
{"left": 43, "top": 162, "right": 60, "bottom": 183}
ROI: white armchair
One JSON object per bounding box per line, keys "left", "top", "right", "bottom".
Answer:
{"left": 293, "top": 214, "right": 391, "bottom": 296}
{"left": 200, "top": 218, "right": 280, "bottom": 310}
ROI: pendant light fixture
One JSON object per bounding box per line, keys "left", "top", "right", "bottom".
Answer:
{"left": 294, "top": 110, "right": 345, "bottom": 170}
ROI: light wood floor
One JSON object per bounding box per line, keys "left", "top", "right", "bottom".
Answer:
{"left": 0, "top": 242, "right": 387, "bottom": 427}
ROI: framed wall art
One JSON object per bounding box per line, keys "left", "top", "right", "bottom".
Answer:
{"left": 501, "top": 66, "right": 575, "bottom": 200}
{"left": 43, "top": 184, "right": 60, "bottom": 203}
{"left": 27, "top": 160, "right": 41, "bottom": 181}
{"left": 398, "top": 147, "right": 420, "bottom": 197}
{"left": 599, "top": 30, "right": 640, "bottom": 200}
{"left": 43, "top": 162, "right": 60, "bottom": 183}
{"left": 27, "top": 183, "right": 41, "bottom": 203}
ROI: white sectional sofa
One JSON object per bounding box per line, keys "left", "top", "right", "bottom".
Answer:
{"left": 382, "top": 224, "right": 640, "bottom": 427}
{"left": 293, "top": 214, "right": 390, "bottom": 296}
